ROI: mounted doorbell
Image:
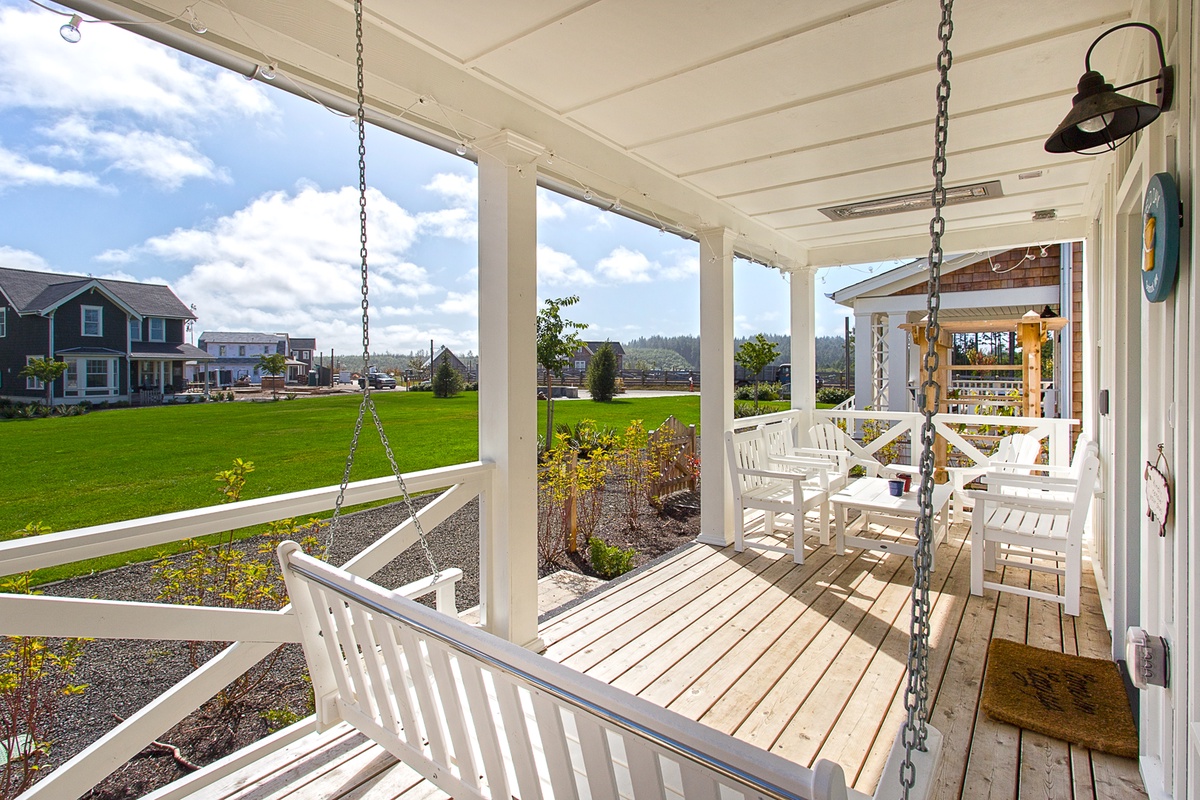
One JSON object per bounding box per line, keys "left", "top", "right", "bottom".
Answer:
{"left": 1125, "top": 626, "right": 1169, "bottom": 689}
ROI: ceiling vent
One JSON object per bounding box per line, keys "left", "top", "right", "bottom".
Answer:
{"left": 1018, "top": 170, "right": 1045, "bottom": 180}
{"left": 819, "top": 180, "right": 1004, "bottom": 221}
{"left": 1032, "top": 209, "right": 1057, "bottom": 220}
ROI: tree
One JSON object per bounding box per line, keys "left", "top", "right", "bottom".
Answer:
{"left": 536, "top": 295, "right": 587, "bottom": 449}
{"left": 432, "top": 358, "right": 463, "bottom": 398}
{"left": 257, "top": 353, "right": 289, "bottom": 399}
{"left": 20, "top": 357, "right": 68, "bottom": 408}
{"left": 587, "top": 342, "right": 618, "bottom": 402}
{"left": 734, "top": 334, "right": 780, "bottom": 412}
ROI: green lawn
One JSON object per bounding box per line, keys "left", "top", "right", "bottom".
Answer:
{"left": 0, "top": 392, "right": 705, "bottom": 537}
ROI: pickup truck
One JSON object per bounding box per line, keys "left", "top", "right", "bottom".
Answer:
{"left": 361, "top": 370, "right": 397, "bottom": 390}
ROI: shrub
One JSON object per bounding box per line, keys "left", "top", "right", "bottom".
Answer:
{"left": 586, "top": 343, "right": 619, "bottom": 402}
{"left": 817, "top": 387, "right": 853, "bottom": 406}
{"left": 588, "top": 536, "right": 636, "bottom": 579}
{"left": 432, "top": 360, "right": 463, "bottom": 398}
{"left": 734, "top": 401, "right": 761, "bottom": 418}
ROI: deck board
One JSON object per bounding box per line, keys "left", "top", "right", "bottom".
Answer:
{"left": 165, "top": 514, "right": 1146, "bottom": 800}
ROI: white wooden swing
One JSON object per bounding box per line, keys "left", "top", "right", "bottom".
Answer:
{"left": 278, "top": 1, "right": 958, "bottom": 797}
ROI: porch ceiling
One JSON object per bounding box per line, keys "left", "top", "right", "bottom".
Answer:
{"left": 71, "top": 0, "right": 1135, "bottom": 268}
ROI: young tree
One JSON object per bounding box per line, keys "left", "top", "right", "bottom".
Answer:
{"left": 20, "top": 357, "right": 68, "bottom": 408}
{"left": 587, "top": 342, "right": 619, "bottom": 402}
{"left": 536, "top": 295, "right": 587, "bottom": 449}
{"left": 734, "top": 334, "right": 780, "bottom": 412}
{"left": 257, "top": 353, "right": 289, "bottom": 399}
{"left": 432, "top": 358, "right": 463, "bottom": 398}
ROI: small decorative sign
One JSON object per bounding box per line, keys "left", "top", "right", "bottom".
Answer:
{"left": 1144, "top": 444, "right": 1172, "bottom": 537}
{"left": 1142, "top": 173, "right": 1182, "bottom": 303}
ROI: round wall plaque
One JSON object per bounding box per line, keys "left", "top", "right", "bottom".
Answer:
{"left": 1142, "top": 172, "right": 1181, "bottom": 303}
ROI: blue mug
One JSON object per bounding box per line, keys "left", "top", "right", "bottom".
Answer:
{"left": 888, "top": 478, "right": 905, "bottom": 497}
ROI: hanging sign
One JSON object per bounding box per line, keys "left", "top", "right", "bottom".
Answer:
{"left": 1144, "top": 444, "right": 1172, "bottom": 537}
{"left": 1142, "top": 173, "right": 1182, "bottom": 303}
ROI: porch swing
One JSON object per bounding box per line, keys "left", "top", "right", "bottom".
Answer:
{"left": 277, "top": 0, "right": 954, "bottom": 797}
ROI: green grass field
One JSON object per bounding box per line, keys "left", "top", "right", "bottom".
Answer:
{"left": 1, "top": 392, "right": 709, "bottom": 537}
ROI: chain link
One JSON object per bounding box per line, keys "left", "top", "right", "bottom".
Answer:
{"left": 900, "top": 0, "right": 953, "bottom": 795}
{"left": 325, "top": 0, "right": 439, "bottom": 579}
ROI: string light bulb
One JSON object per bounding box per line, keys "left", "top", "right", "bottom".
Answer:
{"left": 60, "top": 14, "right": 83, "bottom": 43}
{"left": 185, "top": 7, "right": 207, "bottom": 34}
{"left": 612, "top": 199, "right": 622, "bottom": 211}
{"left": 455, "top": 142, "right": 467, "bottom": 156}
{"left": 583, "top": 188, "right": 593, "bottom": 201}
{"left": 261, "top": 63, "right": 276, "bottom": 80}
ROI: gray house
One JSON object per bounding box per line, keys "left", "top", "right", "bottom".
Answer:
{"left": 0, "top": 266, "right": 207, "bottom": 403}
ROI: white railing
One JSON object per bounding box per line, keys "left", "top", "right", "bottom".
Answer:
{"left": 734, "top": 408, "right": 1076, "bottom": 473}
{"left": 0, "top": 460, "right": 494, "bottom": 800}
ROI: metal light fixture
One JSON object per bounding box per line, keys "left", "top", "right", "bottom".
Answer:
{"left": 1045, "top": 22, "right": 1174, "bottom": 154}
{"left": 60, "top": 14, "right": 83, "bottom": 43}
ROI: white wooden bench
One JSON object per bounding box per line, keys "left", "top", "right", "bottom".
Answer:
{"left": 277, "top": 541, "right": 853, "bottom": 800}
{"left": 726, "top": 426, "right": 831, "bottom": 564}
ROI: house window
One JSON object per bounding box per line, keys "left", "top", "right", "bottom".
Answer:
{"left": 129, "top": 319, "right": 141, "bottom": 341}
{"left": 575, "top": 360, "right": 586, "bottom": 370}
{"left": 218, "top": 345, "right": 227, "bottom": 357}
{"left": 239, "top": 345, "right": 247, "bottom": 356}
{"left": 0, "top": 307, "right": 6, "bottom": 338}
{"left": 85, "top": 359, "right": 118, "bottom": 395}
{"left": 25, "top": 356, "right": 44, "bottom": 390}
{"left": 82, "top": 306, "right": 103, "bottom": 337}
{"left": 149, "top": 318, "right": 166, "bottom": 342}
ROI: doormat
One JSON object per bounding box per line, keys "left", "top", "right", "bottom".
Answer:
{"left": 981, "top": 638, "right": 1138, "bottom": 758}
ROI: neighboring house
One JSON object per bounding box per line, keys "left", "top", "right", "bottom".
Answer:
{"left": 289, "top": 337, "right": 317, "bottom": 380}
{"left": 423, "top": 345, "right": 471, "bottom": 381}
{"left": 0, "top": 266, "right": 209, "bottom": 404}
{"left": 197, "top": 332, "right": 292, "bottom": 386}
{"left": 571, "top": 341, "right": 625, "bottom": 372}
{"left": 830, "top": 246, "right": 1081, "bottom": 421}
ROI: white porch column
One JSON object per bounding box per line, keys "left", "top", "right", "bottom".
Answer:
{"left": 789, "top": 268, "right": 817, "bottom": 421}
{"left": 853, "top": 312, "right": 873, "bottom": 409}
{"left": 697, "top": 227, "right": 735, "bottom": 546}
{"left": 886, "top": 316, "right": 911, "bottom": 411}
{"left": 476, "top": 130, "right": 543, "bottom": 650}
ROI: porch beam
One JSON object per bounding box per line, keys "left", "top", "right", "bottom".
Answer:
{"left": 697, "top": 227, "right": 735, "bottom": 545}
{"left": 476, "top": 129, "right": 543, "bottom": 650}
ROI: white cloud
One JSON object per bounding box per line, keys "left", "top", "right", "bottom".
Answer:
{"left": 42, "top": 117, "right": 227, "bottom": 189}
{"left": 113, "top": 186, "right": 446, "bottom": 350}
{"left": 424, "top": 173, "right": 476, "bottom": 206}
{"left": 95, "top": 249, "right": 133, "bottom": 264}
{"left": 0, "top": 144, "right": 102, "bottom": 190}
{"left": 0, "top": 245, "right": 52, "bottom": 271}
{"left": 595, "top": 246, "right": 653, "bottom": 283}
{"left": 537, "top": 189, "right": 566, "bottom": 221}
{"left": 438, "top": 290, "right": 478, "bottom": 317}
{"left": 0, "top": 6, "right": 272, "bottom": 123}
{"left": 419, "top": 173, "right": 477, "bottom": 240}
{"left": 537, "top": 244, "right": 594, "bottom": 286}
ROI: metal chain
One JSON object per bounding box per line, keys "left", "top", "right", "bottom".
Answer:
{"left": 325, "top": 0, "right": 439, "bottom": 579}
{"left": 900, "top": 0, "right": 953, "bottom": 795}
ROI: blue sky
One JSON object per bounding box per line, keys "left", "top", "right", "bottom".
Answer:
{"left": 0, "top": 1, "right": 885, "bottom": 357}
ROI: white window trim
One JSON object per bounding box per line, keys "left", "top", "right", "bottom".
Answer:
{"left": 149, "top": 318, "right": 165, "bottom": 342}
{"left": 0, "top": 307, "right": 7, "bottom": 338}
{"left": 25, "top": 355, "right": 44, "bottom": 390}
{"left": 129, "top": 318, "right": 142, "bottom": 342}
{"left": 82, "top": 305, "right": 103, "bottom": 337}
{"left": 83, "top": 358, "right": 119, "bottom": 396}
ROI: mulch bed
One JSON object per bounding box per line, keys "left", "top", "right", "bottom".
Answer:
{"left": 37, "top": 483, "right": 699, "bottom": 799}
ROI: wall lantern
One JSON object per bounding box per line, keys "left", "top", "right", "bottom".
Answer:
{"left": 1044, "top": 22, "right": 1173, "bottom": 154}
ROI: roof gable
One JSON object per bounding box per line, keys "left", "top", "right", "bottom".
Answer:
{"left": 0, "top": 266, "right": 192, "bottom": 318}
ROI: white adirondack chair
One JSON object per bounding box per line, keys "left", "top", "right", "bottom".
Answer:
{"left": 805, "top": 422, "right": 890, "bottom": 481}
{"left": 761, "top": 418, "right": 848, "bottom": 493}
{"left": 947, "top": 432, "right": 1043, "bottom": 523}
{"left": 968, "top": 437, "right": 1100, "bottom": 616}
{"left": 725, "top": 426, "right": 830, "bottom": 564}
{"left": 277, "top": 542, "right": 854, "bottom": 800}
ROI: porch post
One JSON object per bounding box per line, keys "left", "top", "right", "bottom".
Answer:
{"left": 789, "top": 268, "right": 817, "bottom": 417}
{"left": 887, "top": 317, "right": 910, "bottom": 411}
{"left": 853, "top": 311, "right": 872, "bottom": 409}
{"left": 476, "top": 130, "right": 543, "bottom": 650}
{"left": 697, "top": 227, "right": 735, "bottom": 546}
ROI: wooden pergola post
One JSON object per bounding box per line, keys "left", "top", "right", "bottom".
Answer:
{"left": 1018, "top": 310, "right": 1044, "bottom": 418}
{"left": 908, "top": 324, "right": 951, "bottom": 480}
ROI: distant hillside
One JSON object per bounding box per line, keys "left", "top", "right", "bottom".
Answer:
{"left": 625, "top": 334, "right": 852, "bottom": 371}
{"left": 623, "top": 347, "right": 694, "bottom": 371}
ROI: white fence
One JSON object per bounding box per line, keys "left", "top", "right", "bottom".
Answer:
{"left": 0, "top": 461, "right": 494, "bottom": 800}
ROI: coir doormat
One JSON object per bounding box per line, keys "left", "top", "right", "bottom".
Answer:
{"left": 981, "top": 638, "right": 1138, "bottom": 758}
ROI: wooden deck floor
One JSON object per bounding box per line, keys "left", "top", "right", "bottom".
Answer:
{"left": 159, "top": 520, "right": 1146, "bottom": 800}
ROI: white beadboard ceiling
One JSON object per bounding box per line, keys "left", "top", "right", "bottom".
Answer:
{"left": 70, "top": 0, "right": 1140, "bottom": 269}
